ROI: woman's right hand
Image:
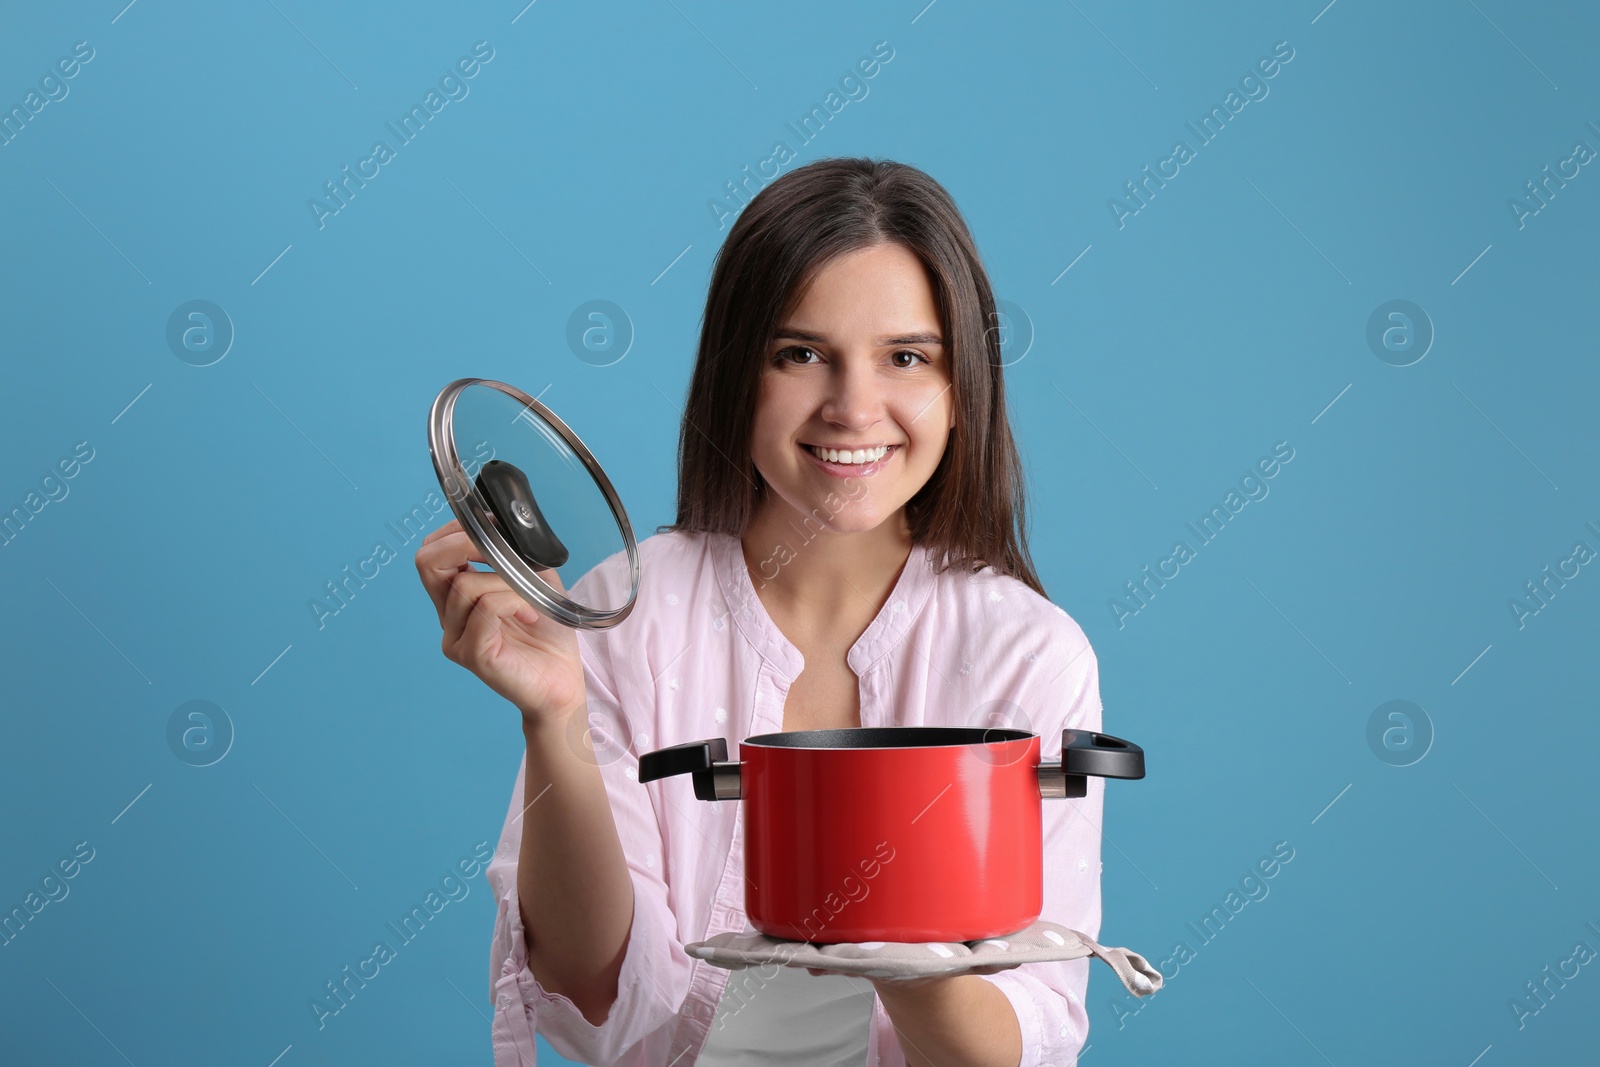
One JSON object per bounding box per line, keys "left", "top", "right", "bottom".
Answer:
{"left": 414, "top": 519, "right": 586, "bottom": 729}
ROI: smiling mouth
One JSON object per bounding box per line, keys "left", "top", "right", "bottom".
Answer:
{"left": 802, "top": 443, "right": 894, "bottom": 465}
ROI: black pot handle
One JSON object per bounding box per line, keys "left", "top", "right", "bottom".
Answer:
{"left": 1038, "top": 729, "right": 1146, "bottom": 799}
{"left": 1062, "top": 729, "right": 1145, "bottom": 779}
{"left": 637, "top": 737, "right": 741, "bottom": 801}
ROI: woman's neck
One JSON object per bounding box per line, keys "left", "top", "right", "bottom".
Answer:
{"left": 740, "top": 501, "right": 914, "bottom": 629}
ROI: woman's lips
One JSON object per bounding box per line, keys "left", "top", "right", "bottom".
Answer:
{"left": 800, "top": 442, "right": 896, "bottom": 477}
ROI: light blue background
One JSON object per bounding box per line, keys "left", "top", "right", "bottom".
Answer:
{"left": 3, "top": 1, "right": 1596, "bottom": 1064}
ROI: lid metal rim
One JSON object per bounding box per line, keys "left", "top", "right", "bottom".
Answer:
{"left": 427, "top": 377, "right": 640, "bottom": 630}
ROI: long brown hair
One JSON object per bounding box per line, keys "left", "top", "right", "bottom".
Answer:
{"left": 655, "top": 156, "right": 1046, "bottom": 598}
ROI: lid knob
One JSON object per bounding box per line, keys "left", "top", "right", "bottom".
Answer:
{"left": 476, "top": 459, "right": 570, "bottom": 569}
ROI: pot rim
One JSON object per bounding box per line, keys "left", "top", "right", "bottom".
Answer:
{"left": 741, "top": 726, "right": 1038, "bottom": 751}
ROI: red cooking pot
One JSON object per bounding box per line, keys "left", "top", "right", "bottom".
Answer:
{"left": 638, "top": 726, "right": 1145, "bottom": 943}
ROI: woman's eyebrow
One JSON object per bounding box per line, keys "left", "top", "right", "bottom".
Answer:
{"left": 774, "top": 326, "right": 944, "bottom": 346}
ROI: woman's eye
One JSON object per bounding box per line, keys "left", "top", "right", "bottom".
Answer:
{"left": 775, "top": 345, "right": 820, "bottom": 365}
{"left": 891, "top": 349, "right": 930, "bottom": 368}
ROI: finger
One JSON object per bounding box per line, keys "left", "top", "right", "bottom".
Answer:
{"left": 440, "top": 568, "right": 518, "bottom": 644}
{"left": 535, "top": 565, "right": 568, "bottom": 593}
{"left": 421, "top": 518, "right": 462, "bottom": 547}
{"left": 416, "top": 529, "right": 490, "bottom": 618}
{"left": 455, "top": 588, "right": 543, "bottom": 670}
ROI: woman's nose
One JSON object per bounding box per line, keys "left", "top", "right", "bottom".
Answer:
{"left": 819, "top": 359, "right": 883, "bottom": 427}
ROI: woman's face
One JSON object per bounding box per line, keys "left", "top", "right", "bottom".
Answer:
{"left": 749, "top": 242, "right": 955, "bottom": 536}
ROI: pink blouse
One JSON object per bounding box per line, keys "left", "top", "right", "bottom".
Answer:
{"left": 484, "top": 528, "right": 1107, "bottom": 1066}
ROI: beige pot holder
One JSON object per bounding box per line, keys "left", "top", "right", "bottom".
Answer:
{"left": 686, "top": 919, "right": 1162, "bottom": 997}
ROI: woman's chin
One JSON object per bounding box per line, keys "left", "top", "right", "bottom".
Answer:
{"left": 806, "top": 507, "right": 899, "bottom": 537}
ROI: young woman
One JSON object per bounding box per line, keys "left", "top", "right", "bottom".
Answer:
{"left": 415, "top": 157, "right": 1107, "bottom": 1067}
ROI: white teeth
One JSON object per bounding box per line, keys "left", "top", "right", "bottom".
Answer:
{"left": 807, "top": 444, "right": 889, "bottom": 465}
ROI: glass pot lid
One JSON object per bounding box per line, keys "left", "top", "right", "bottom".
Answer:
{"left": 427, "top": 378, "right": 638, "bottom": 630}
